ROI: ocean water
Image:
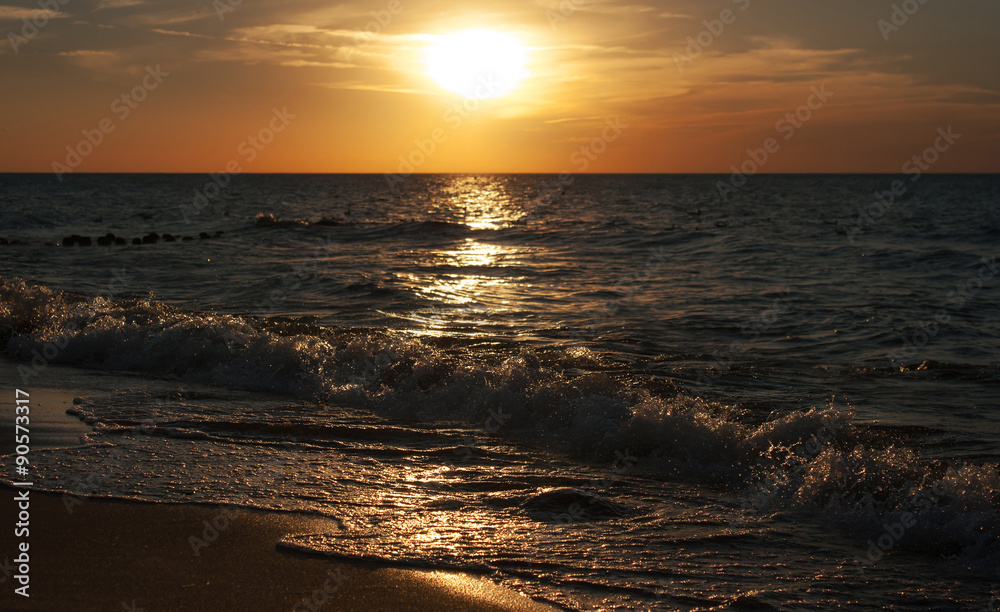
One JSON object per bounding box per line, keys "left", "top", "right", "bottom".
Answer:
{"left": 1, "top": 173, "right": 999, "bottom": 610}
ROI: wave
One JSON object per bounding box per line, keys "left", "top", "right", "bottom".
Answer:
{"left": 254, "top": 213, "right": 347, "bottom": 228}
{"left": 2, "top": 277, "right": 998, "bottom": 562}
{"left": 253, "top": 213, "right": 474, "bottom": 237}
{"left": 248, "top": 213, "right": 615, "bottom": 246}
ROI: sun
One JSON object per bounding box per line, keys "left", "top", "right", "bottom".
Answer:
{"left": 424, "top": 29, "right": 529, "bottom": 100}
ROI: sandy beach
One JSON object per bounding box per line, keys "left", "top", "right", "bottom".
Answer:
{"left": 0, "top": 489, "right": 558, "bottom": 611}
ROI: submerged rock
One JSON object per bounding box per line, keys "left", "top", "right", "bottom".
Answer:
{"left": 62, "top": 234, "right": 92, "bottom": 247}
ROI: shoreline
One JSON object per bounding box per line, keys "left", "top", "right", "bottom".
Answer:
{"left": 0, "top": 362, "right": 93, "bottom": 456}
{"left": 0, "top": 488, "right": 559, "bottom": 611}
{"left": 0, "top": 360, "right": 558, "bottom": 610}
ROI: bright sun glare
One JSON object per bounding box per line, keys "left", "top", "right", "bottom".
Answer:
{"left": 424, "top": 29, "right": 529, "bottom": 100}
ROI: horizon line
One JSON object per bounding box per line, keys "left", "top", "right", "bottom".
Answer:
{"left": 1, "top": 171, "right": 997, "bottom": 176}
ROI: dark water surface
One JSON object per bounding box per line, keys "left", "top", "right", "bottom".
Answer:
{"left": 1, "top": 173, "right": 998, "bottom": 610}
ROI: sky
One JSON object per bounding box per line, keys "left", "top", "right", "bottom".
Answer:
{"left": 1, "top": 0, "right": 998, "bottom": 174}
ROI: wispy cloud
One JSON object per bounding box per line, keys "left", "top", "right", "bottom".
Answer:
{"left": 0, "top": 5, "right": 65, "bottom": 20}
{"left": 56, "top": 49, "right": 123, "bottom": 71}
{"left": 94, "top": 0, "right": 147, "bottom": 10}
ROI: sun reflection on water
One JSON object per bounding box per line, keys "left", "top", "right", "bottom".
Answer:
{"left": 382, "top": 176, "right": 571, "bottom": 340}
{"left": 388, "top": 240, "right": 520, "bottom": 338}
{"left": 443, "top": 175, "right": 528, "bottom": 230}
{"left": 416, "top": 240, "right": 517, "bottom": 304}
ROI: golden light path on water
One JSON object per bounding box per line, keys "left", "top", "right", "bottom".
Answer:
{"left": 416, "top": 240, "right": 515, "bottom": 303}
{"left": 445, "top": 176, "right": 528, "bottom": 230}
{"left": 381, "top": 177, "right": 554, "bottom": 339}
{"left": 390, "top": 239, "right": 523, "bottom": 339}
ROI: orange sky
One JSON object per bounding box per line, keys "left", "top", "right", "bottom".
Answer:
{"left": 1, "top": 0, "right": 998, "bottom": 174}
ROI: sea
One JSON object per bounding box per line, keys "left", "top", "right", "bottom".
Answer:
{"left": 1, "top": 173, "right": 998, "bottom": 611}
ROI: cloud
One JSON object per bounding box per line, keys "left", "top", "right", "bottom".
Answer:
{"left": 229, "top": 24, "right": 347, "bottom": 48}
{"left": 311, "top": 81, "right": 428, "bottom": 95}
{"left": 56, "top": 49, "right": 122, "bottom": 71}
{"left": 94, "top": 0, "right": 147, "bottom": 10}
{"left": 147, "top": 21, "right": 427, "bottom": 81}
{"left": 114, "top": 5, "right": 214, "bottom": 28}
{"left": 0, "top": 6, "right": 65, "bottom": 21}
{"left": 577, "top": 3, "right": 659, "bottom": 16}
{"left": 536, "top": 0, "right": 663, "bottom": 17}
{"left": 280, "top": 59, "right": 355, "bottom": 68}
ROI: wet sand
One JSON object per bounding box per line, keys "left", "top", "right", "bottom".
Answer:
{"left": 0, "top": 489, "right": 557, "bottom": 611}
